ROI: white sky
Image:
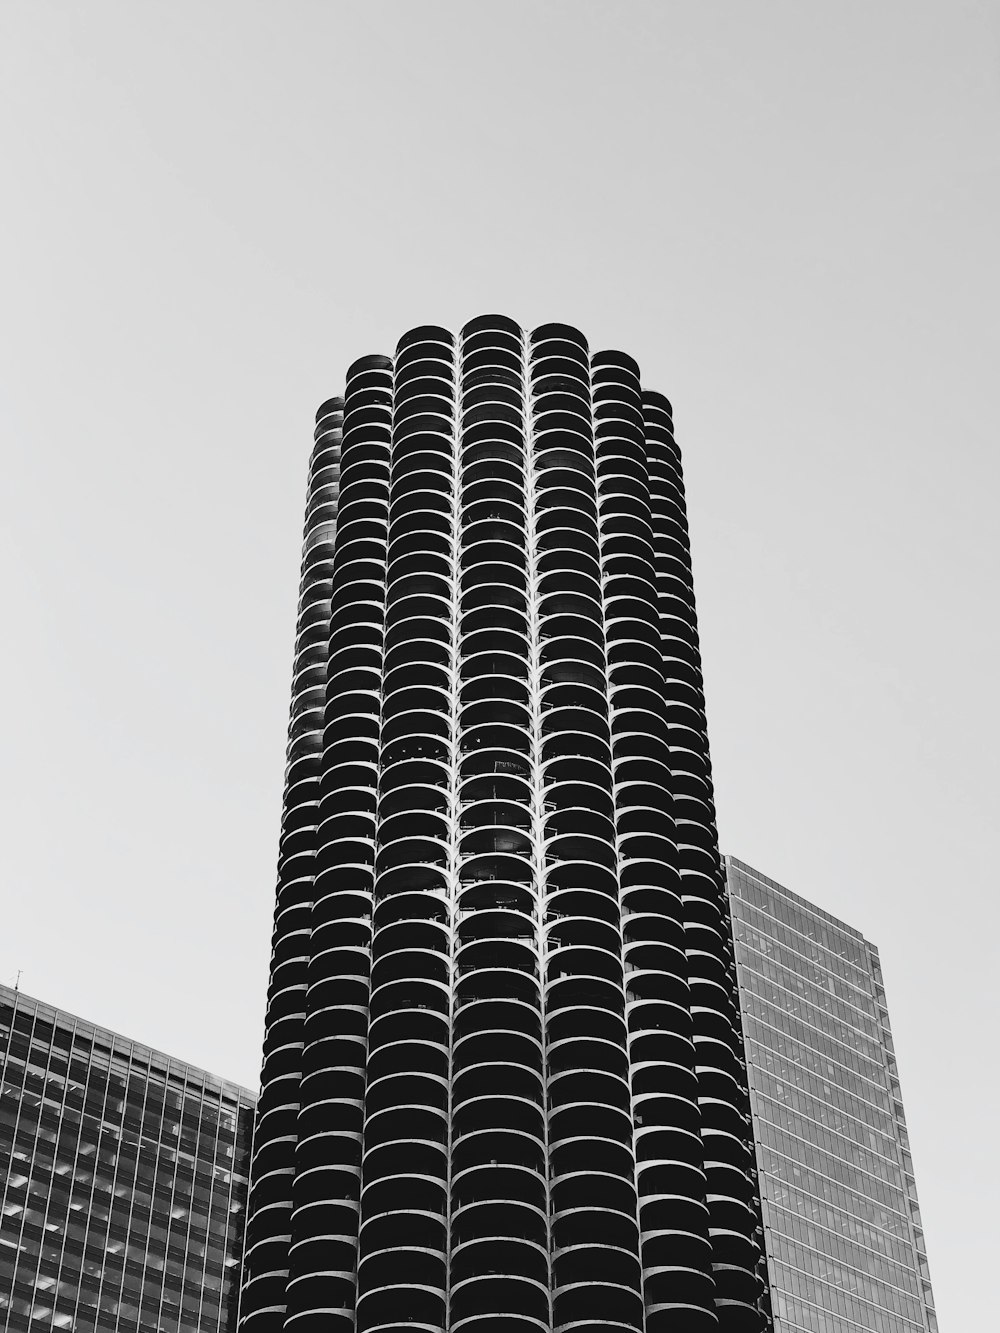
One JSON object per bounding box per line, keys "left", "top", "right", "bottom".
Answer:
{"left": 1, "top": 2, "right": 996, "bottom": 1326}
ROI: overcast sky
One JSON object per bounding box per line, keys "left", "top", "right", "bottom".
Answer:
{"left": 1, "top": 2, "right": 996, "bottom": 1325}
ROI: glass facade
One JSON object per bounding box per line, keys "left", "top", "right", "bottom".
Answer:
{"left": 726, "top": 857, "right": 937, "bottom": 1333}
{"left": 0, "top": 984, "right": 254, "bottom": 1333}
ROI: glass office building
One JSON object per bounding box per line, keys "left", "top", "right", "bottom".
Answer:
{"left": 0, "top": 983, "right": 254, "bottom": 1333}
{"left": 726, "top": 856, "right": 937, "bottom": 1333}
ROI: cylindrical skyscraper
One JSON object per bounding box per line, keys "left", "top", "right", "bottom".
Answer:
{"left": 240, "top": 317, "right": 769, "bottom": 1333}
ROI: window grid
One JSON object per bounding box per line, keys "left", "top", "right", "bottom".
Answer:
{"left": 0, "top": 986, "right": 253, "bottom": 1333}
{"left": 727, "top": 858, "right": 937, "bottom": 1333}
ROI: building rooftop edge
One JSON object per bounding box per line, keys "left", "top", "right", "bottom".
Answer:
{"left": 724, "top": 852, "right": 876, "bottom": 953}
{"left": 0, "top": 981, "right": 256, "bottom": 1103}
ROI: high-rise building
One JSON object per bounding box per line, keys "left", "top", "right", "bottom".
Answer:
{"left": 0, "top": 983, "right": 254, "bottom": 1333}
{"left": 726, "top": 856, "right": 937, "bottom": 1333}
{"left": 241, "top": 316, "right": 769, "bottom": 1333}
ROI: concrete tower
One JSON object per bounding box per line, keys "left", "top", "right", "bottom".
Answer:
{"left": 239, "top": 317, "right": 768, "bottom": 1333}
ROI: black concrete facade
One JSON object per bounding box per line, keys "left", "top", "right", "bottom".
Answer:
{"left": 239, "top": 318, "right": 769, "bottom": 1333}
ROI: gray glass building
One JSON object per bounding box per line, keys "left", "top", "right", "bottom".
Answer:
{"left": 0, "top": 983, "right": 254, "bottom": 1333}
{"left": 726, "top": 856, "right": 937, "bottom": 1333}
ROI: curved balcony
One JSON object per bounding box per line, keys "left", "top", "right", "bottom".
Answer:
{"left": 547, "top": 1068, "right": 633, "bottom": 1116}
{"left": 461, "top": 333, "right": 521, "bottom": 371}
{"left": 462, "top": 559, "right": 528, "bottom": 599}
{"left": 549, "top": 1134, "right": 634, "bottom": 1184}
{"left": 376, "top": 784, "right": 447, "bottom": 823}
{"left": 454, "top": 1023, "right": 542, "bottom": 1071}
{"left": 393, "top": 356, "right": 452, "bottom": 394}
{"left": 538, "top": 636, "right": 606, "bottom": 676}
{"left": 460, "top": 631, "right": 530, "bottom": 671}
{"left": 452, "top": 1235, "right": 548, "bottom": 1290}
{"left": 541, "top": 857, "right": 617, "bottom": 900}
{"left": 453, "top": 995, "right": 541, "bottom": 1042}
{"left": 359, "top": 1171, "right": 447, "bottom": 1231}
{"left": 451, "top": 1273, "right": 549, "bottom": 1327}
{"left": 378, "top": 732, "right": 450, "bottom": 770}
{"left": 458, "top": 778, "right": 533, "bottom": 815}
{"left": 550, "top": 1196, "right": 640, "bottom": 1252}
{"left": 456, "top": 908, "right": 535, "bottom": 946}
{"left": 548, "top": 1034, "right": 628, "bottom": 1080}
{"left": 452, "top": 1089, "right": 545, "bottom": 1140}
{"left": 460, "top": 601, "right": 529, "bottom": 639}
{"left": 369, "top": 943, "right": 449, "bottom": 995}
{"left": 456, "top": 932, "right": 538, "bottom": 973}
{"left": 454, "top": 1063, "right": 544, "bottom": 1111}
{"left": 458, "top": 746, "right": 532, "bottom": 785}
{"left": 359, "top": 1246, "right": 447, "bottom": 1302}
{"left": 355, "top": 1284, "right": 446, "bottom": 1333}
{"left": 456, "top": 882, "right": 534, "bottom": 918}
{"left": 367, "top": 967, "right": 449, "bottom": 1017}
{"left": 553, "top": 1238, "right": 641, "bottom": 1291}
{"left": 454, "top": 962, "right": 542, "bottom": 1008}
{"left": 460, "top": 444, "right": 525, "bottom": 486}
{"left": 377, "top": 753, "right": 448, "bottom": 795}
{"left": 461, "top": 423, "right": 525, "bottom": 466}
{"left": 545, "top": 976, "right": 624, "bottom": 1027}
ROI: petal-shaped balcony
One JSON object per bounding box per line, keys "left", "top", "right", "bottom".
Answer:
{"left": 355, "top": 1283, "right": 446, "bottom": 1333}
{"left": 550, "top": 1204, "right": 640, "bottom": 1254}
{"left": 371, "top": 919, "right": 448, "bottom": 963}
{"left": 373, "top": 834, "right": 448, "bottom": 879}
{"left": 453, "top": 997, "right": 541, "bottom": 1044}
{"left": 547, "top": 1068, "right": 632, "bottom": 1113}
{"left": 454, "top": 966, "right": 541, "bottom": 1007}
{"left": 549, "top": 1134, "right": 634, "bottom": 1182}
{"left": 378, "top": 755, "right": 449, "bottom": 796}
{"left": 458, "top": 773, "right": 531, "bottom": 808}
{"left": 453, "top": 1027, "right": 542, "bottom": 1074}
{"left": 378, "top": 807, "right": 449, "bottom": 846}
{"left": 452, "top": 1235, "right": 548, "bottom": 1287}
{"left": 457, "top": 909, "right": 536, "bottom": 946}
{"left": 552, "top": 1244, "right": 641, "bottom": 1293}
{"left": 542, "top": 858, "right": 617, "bottom": 898}
{"left": 531, "top": 323, "right": 589, "bottom": 357}
{"left": 370, "top": 893, "right": 447, "bottom": 938}
{"left": 364, "top": 1069, "right": 448, "bottom": 1118}
{"left": 362, "top": 1137, "right": 447, "bottom": 1186}
{"left": 383, "top": 612, "right": 450, "bottom": 654}
{"left": 379, "top": 733, "right": 450, "bottom": 769}
{"left": 461, "top": 799, "right": 531, "bottom": 834}
{"left": 377, "top": 781, "right": 448, "bottom": 819}
{"left": 452, "top": 1096, "right": 544, "bottom": 1142}
{"left": 451, "top": 1274, "right": 549, "bottom": 1327}
{"left": 451, "top": 1125, "right": 545, "bottom": 1177}
{"left": 548, "top": 1035, "right": 628, "bottom": 1080}
{"left": 453, "top": 1063, "right": 543, "bottom": 1111}
{"left": 456, "top": 935, "right": 537, "bottom": 975}
{"left": 370, "top": 947, "right": 449, "bottom": 992}
{"left": 460, "top": 603, "right": 529, "bottom": 638}
{"left": 457, "top": 881, "right": 535, "bottom": 915}
{"left": 459, "top": 460, "right": 525, "bottom": 501}
{"left": 545, "top": 914, "right": 620, "bottom": 955}
{"left": 459, "top": 747, "right": 532, "bottom": 784}
{"left": 358, "top": 1247, "right": 446, "bottom": 1299}
{"left": 546, "top": 1003, "right": 626, "bottom": 1049}
{"left": 367, "top": 976, "right": 449, "bottom": 1020}
{"left": 544, "top": 830, "right": 617, "bottom": 873}
{"left": 460, "top": 338, "right": 521, "bottom": 374}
